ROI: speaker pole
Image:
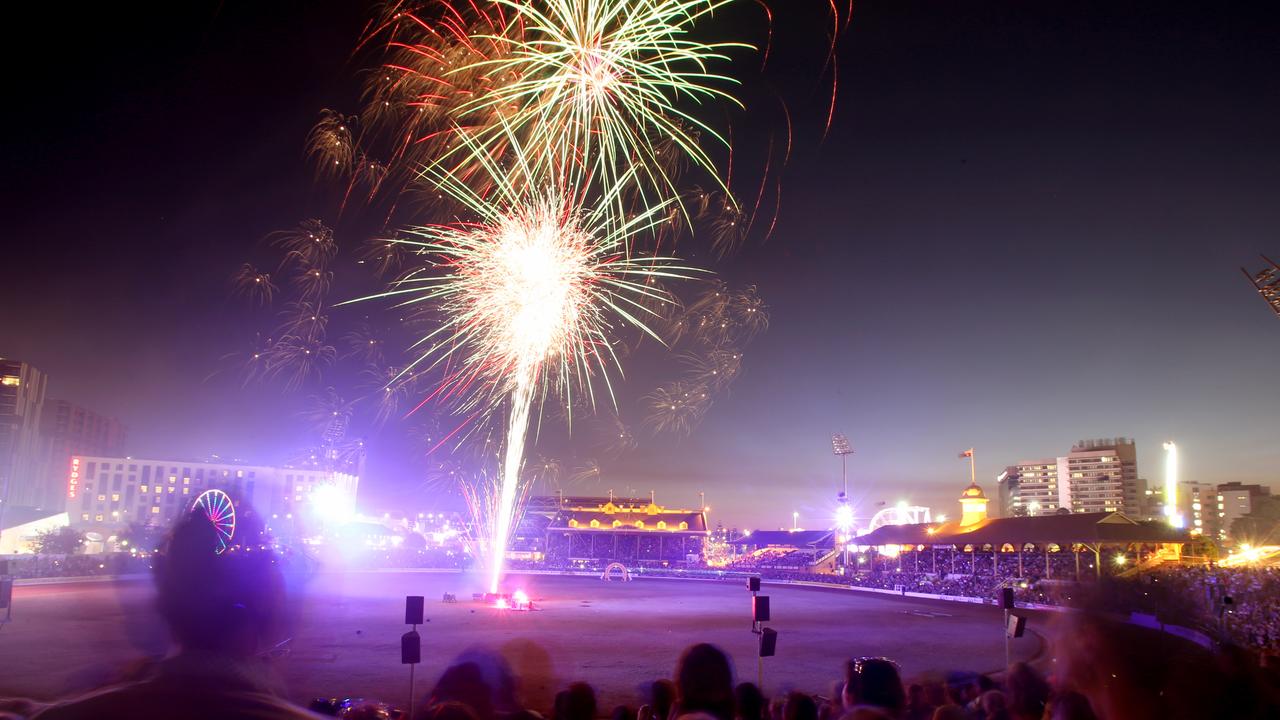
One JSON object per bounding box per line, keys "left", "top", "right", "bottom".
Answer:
{"left": 404, "top": 596, "right": 425, "bottom": 718}
{"left": 1003, "top": 607, "right": 1010, "bottom": 670}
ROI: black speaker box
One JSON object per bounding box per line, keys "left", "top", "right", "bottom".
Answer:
{"left": 406, "top": 595, "right": 425, "bottom": 625}
{"left": 402, "top": 630, "right": 421, "bottom": 664}
{"left": 1001, "top": 587, "right": 1015, "bottom": 609}
{"left": 759, "top": 627, "right": 777, "bottom": 657}
{"left": 753, "top": 595, "right": 770, "bottom": 622}
{"left": 747, "top": 577, "right": 761, "bottom": 592}
{"left": 1006, "top": 613, "right": 1026, "bottom": 639}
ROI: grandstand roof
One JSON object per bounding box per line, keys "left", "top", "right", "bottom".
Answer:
{"left": 855, "top": 512, "right": 1189, "bottom": 547}
{"left": 548, "top": 504, "right": 708, "bottom": 534}
{"left": 729, "top": 529, "right": 835, "bottom": 548}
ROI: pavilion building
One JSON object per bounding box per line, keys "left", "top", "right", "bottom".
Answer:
{"left": 543, "top": 494, "right": 708, "bottom": 567}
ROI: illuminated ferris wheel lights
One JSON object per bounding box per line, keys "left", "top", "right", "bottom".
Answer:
{"left": 192, "top": 489, "right": 237, "bottom": 554}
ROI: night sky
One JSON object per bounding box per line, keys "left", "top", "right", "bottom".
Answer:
{"left": 3, "top": 1, "right": 1278, "bottom": 529}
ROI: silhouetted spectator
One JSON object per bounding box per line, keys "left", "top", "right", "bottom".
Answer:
{"left": 612, "top": 705, "right": 637, "bottom": 720}
{"left": 735, "top": 683, "right": 766, "bottom": 720}
{"left": 675, "top": 644, "right": 735, "bottom": 720}
{"left": 843, "top": 658, "right": 906, "bottom": 719}
{"left": 431, "top": 663, "right": 496, "bottom": 720}
{"left": 423, "top": 701, "right": 482, "bottom": 720}
{"left": 979, "top": 691, "right": 1009, "bottom": 720}
{"left": 903, "top": 684, "right": 934, "bottom": 720}
{"left": 650, "top": 680, "right": 678, "bottom": 720}
{"left": 554, "top": 683, "right": 597, "bottom": 720}
{"left": 1003, "top": 663, "right": 1048, "bottom": 720}
{"left": 783, "top": 692, "right": 817, "bottom": 720}
{"left": 31, "top": 510, "right": 320, "bottom": 720}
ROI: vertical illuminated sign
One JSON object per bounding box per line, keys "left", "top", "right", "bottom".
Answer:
{"left": 68, "top": 457, "right": 81, "bottom": 499}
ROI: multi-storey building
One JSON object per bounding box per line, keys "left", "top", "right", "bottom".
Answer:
{"left": 0, "top": 359, "right": 48, "bottom": 512}
{"left": 30, "top": 400, "right": 127, "bottom": 511}
{"left": 66, "top": 455, "right": 359, "bottom": 542}
{"left": 996, "top": 438, "right": 1142, "bottom": 517}
{"left": 996, "top": 458, "right": 1066, "bottom": 517}
{"left": 1064, "top": 439, "right": 1140, "bottom": 514}
{"left": 1215, "top": 482, "right": 1272, "bottom": 542}
{"left": 1176, "top": 481, "right": 1218, "bottom": 538}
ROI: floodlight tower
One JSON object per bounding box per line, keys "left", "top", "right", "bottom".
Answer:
{"left": 832, "top": 433, "right": 855, "bottom": 568}
{"left": 832, "top": 433, "right": 854, "bottom": 502}
{"left": 1162, "top": 441, "right": 1183, "bottom": 528}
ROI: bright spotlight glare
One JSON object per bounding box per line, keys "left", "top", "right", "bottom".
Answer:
{"left": 310, "top": 484, "right": 354, "bottom": 524}
{"left": 834, "top": 504, "right": 855, "bottom": 531}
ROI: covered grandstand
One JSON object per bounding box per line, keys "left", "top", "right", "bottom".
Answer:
{"left": 543, "top": 495, "right": 708, "bottom": 567}
{"left": 725, "top": 530, "right": 838, "bottom": 571}
{"left": 853, "top": 486, "right": 1200, "bottom": 579}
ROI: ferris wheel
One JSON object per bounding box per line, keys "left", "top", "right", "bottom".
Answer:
{"left": 192, "top": 489, "right": 237, "bottom": 554}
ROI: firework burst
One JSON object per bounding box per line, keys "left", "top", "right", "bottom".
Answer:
{"left": 451, "top": 0, "right": 750, "bottom": 211}
{"left": 350, "top": 134, "right": 696, "bottom": 590}
{"left": 643, "top": 380, "right": 711, "bottom": 436}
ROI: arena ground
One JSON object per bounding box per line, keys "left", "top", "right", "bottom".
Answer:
{"left": 0, "top": 571, "right": 1044, "bottom": 711}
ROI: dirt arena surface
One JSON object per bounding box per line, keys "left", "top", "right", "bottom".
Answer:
{"left": 0, "top": 571, "right": 1042, "bottom": 711}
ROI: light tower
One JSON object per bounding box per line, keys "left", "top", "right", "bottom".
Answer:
{"left": 831, "top": 433, "right": 855, "bottom": 568}
{"left": 1163, "top": 441, "right": 1183, "bottom": 528}
{"left": 831, "top": 433, "right": 854, "bottom": 502}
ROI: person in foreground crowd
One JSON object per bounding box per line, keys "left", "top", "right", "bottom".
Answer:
{"left": 25, "top": 510, "right": 321, "bottom": 720}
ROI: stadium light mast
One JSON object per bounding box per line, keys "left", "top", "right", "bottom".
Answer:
{"left": 832, "top": 433, "right": 854, "bottom": 501}
{"left": 1163, "top": 441, "right": 1183, "bottom": 528}
{"left": 832, "top": 433, "right": 856, "bottom": 569}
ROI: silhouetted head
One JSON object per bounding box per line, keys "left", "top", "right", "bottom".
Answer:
{"left": 650, "top": 679, "right": 677, "bottom": 719}
{"left": 675, "top": 643, "right": 735, "bottom": 720}
{"left": 1005, "top": 662, "right": 1050, "bottom": 720}
{"left": 735, "top": 682, "right": 766, "bottom": 720}
{"left": 153, "top": 505, "right": 282, "bottom": 656}
{"left": 554, "top": 682, "right": 597, "bottom": 720}
{"left": 843, "top": 658, "right": 905, "bottom": 717}
{"left": 783, "top": 692, "right": 817, "bottom": 720}
{"left": 422, "top": 700, "right": 482, "bottom": 720}
{"left": 430, "top": 663, "right": 495, "bottom": 720}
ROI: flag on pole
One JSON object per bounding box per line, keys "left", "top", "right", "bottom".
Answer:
{"left": 958, "top": 448, "right": 974, "bottom": 458}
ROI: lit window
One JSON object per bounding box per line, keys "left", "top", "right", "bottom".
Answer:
{"left": 95, "top": 514, "right": 103, "bottom": 521}
{"left": 168, "top": 487, "right": 175, "bottom": 494}
{"left": 183, "top": 478, "right": 190, "bottom": 485}
{"left": 111, "top": 493, "right": 120, "bottom": 502}
{"left": 81, "top": 513, "right": 89, "bottom": 521}
{"left": 151, "top": 506, "right": 160, "bottom": 514}
{"left": 1, "top": 376, "right": 19, "bottom": 387}
{"left": 236, "top": 470, "right": 244, "bottom": 478}
{"left": 169, "top": 476, "right": 176, "bottom": 484}
{"left": 141, "top": 486, "right": 148, "bottom": 493}
{"left": 589, "top": 519, "right": 600, "bottom": 528}
{"left": 183, "top": 487, "right": 190, "bottom": 495}
{"left": 97, "top": 494, "right": 106, "bottom": 501}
